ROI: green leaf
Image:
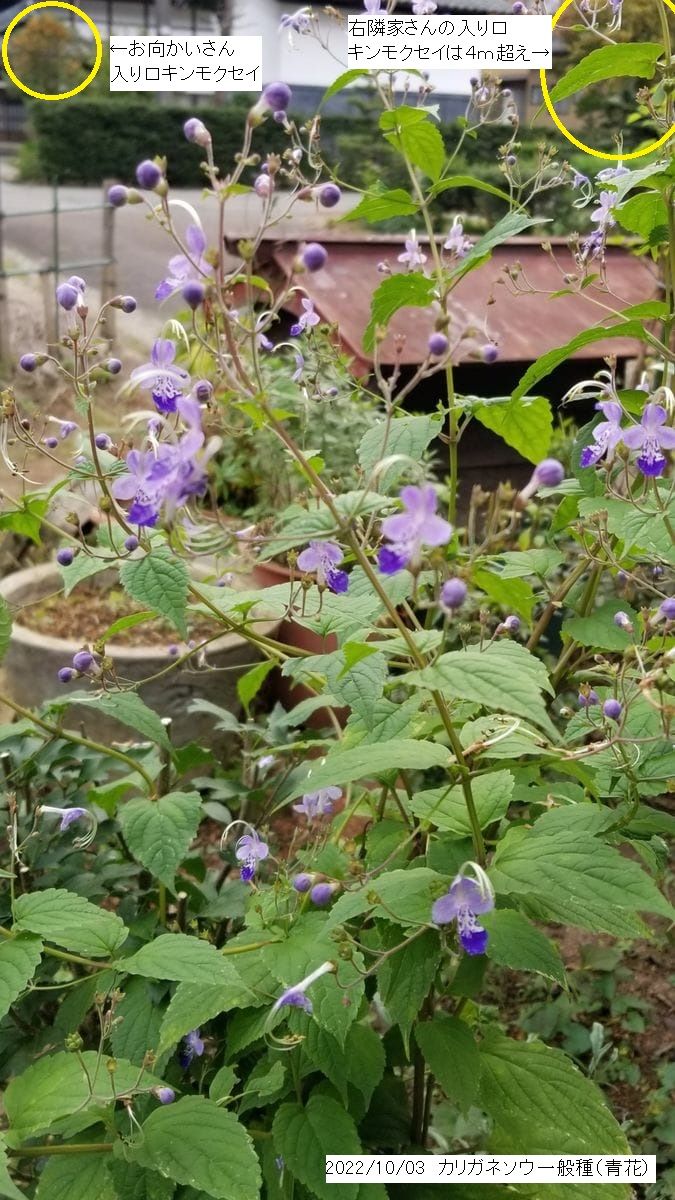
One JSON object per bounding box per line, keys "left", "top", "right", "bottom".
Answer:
{"left": 35, "top": 1150, "right": 116, "bottom": 1200}
{"left": 237, "top": 659, "right": 276, "bottom": 712}
{"left": 550, "top": 42, "right": 662, "bottom": 104}
{"left": 358, "top": 414, "right": 444, "bottom": 493}
{"left": 490, "top": 828, "right": 675, "bottom": 932}
{"left": 327, "top": 867, "right": 445, "bottom": 929}
{"left": 0, "top": 494, "right": 48, "bottom": 544}
{"left": 486, "top": 549, "right": 564, "bottom": 579}
{"left": 616, "top": 191, "right": 669, "bottom": 241}
{"left": 132, "top": 1097, "right": 261, "bottom": 1200}
{"left": 562, "top": 600, "right": 639, "bottom": 652}
{"left": 383, "top": 111, "right": 445, "bottom": 181}
{"left": 511, "top": 321, "right": 652, "bottom": 403}
{"left": 377, "top": 927, "right": 440, "bottom": 1049}
{"left": 429, "top": 174, "right": 513, "bottom": 206}
{"left": 109, "top": 1161, "right": 175, "bottom": 1200}
{"left": 120, "top": 550, "right": 189, "bottom": 638}
{"left": 415, "top": 1015, "right": 480, "bottom": 1113}
{"left": 321, "top": 68, "right": 370, "bottom": 103}
{"left": 118, "top": 934, "right": 251, "bottom": 986}
{"left": 472, "top": 569, "right": 536, "bottom": 622}
{"left": 479, "top": 1032, "right": 629, "bottom": 1154}
{"left": 59, "top": 554, "right": 111, "bottom": 597}
{"left": 303, "top": 1022, "right": 385, "bottom": 1107}
{"left": 578, "top": 493, "right": 673, "bottom": 558}
{"left": 119, "top": 792, "right": 202, "bottom": 889}
{"left": 273, "top": 1092, "right": 362, "bottom": 1200}
{"left": 364, "top": 272, "right": 435, "bottom": 353}
{"left": 99, "top": 610, "right": 156, "bottom": 643}
{"left": 474, "top": 395, "right": 552, "bottom": 464}
{"left": 275, "top": 740, "right": 450, "bottom": 805}
{"left": 111, "top": 978, "right": 165, "bottom": 1067}
{"left": 0, "top": 1135, "right": 24, "bottom": 1200}
{"left": 0, "top": 933, "right": 42, "bottom": 1019}
{"left": 5, "top": 1051, "right": 164, "bottom": 1141}
{"left": 158, "top": 977, "right": 255, "bottom": 1054}
{"left": 456, "top": 212, "right": 545, "bottom": 276}
{"left": 343, "top": 188, "right": 418, "bottom": 224}
{"left": 405, "top": 640, "right": 555, "bottom": 735}
{"left": 482, "top": 909, "right": 566, "bottom": 985}
{"left": 0, "top": 596, "right": 12, "bottom": 667}
{"left": 410, "top": 770, "right": 514, "bottom": 836}
{"left": 13, "top": 889, "right": 127, "bottom": 958}
{"left": 63, "top": 690, "right": 172, "bottom": 751}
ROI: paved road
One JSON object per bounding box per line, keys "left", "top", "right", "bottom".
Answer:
{"left": 0, "top": 163, "right": 358, "bottom": 324}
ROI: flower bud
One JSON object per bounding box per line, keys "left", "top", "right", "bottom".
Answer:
{"left": 254, "top": 173, "right": 273, "bottom": 198}
{"left": 310, "top": 882, "right": 335, "bottom": 907}
{"left": 153, "top": 1086, "right": 176, "bottom": 1104}
{"left": 578, "top": 689, "right": 599, "bottom": 708}
{"left": 58, "top": 667, "right": 75, "bottom": 684}
{"left": 124, "top": 535, "right": 139, "bottom": 551}
{"left": 292, "top": 873, "right": 313, "bottom": 893}
{"left": 95, "top": 433, "right": 111, "bottom": 450}
{"left": 482, "top": 342, "right": 499, "bottom": 363}
{"left": 57, "top": 548, "right": 75, "bottom": 566}
{"left": 659, "top": 597, "right": 675, "bottom": 621}
{"left": 182, "top": 280, "right": 205, "bottom": 310}
{"left": 105, "top": 358, "right": 122, "bottom": 374}
{"left": 613, "top": 610, "right": 633, "bottom": 632}
{"left": 135, "top": 159, "right": 163, "bottom": 190}
{"left": 194, "top": 380, "right": 213, "bottom": 403}
{"left": 184, "top": 117, "right": 211, "bottom": 147}
{"left": 440, "top": 578, "right": 467, "bottom": 610}
{"left": 108, "top": 184, "right": 129, "bottom": 208}
{"left": 111, "top": 295, "right": 137, "bottom": 313}
{"left": 262, "top": 81, "right": 292, "bottom": 112}
{"left": 19, "top": 353, "right": 41, "bottom": 372}
{"left": 428, "top": 332, "right": 449, "bottom": 357}
{"left": 72, "top": 650, "right": 95, "bottom": 673}
{"left": 603, "top": 698, "right": 622, "bottom": 720}
{"left": 56, "top": 282, "right": 80, "bottom": 311}
{"left": 43, "top": 436, "right": 59, "bottom": 449}
{"left": 533, "top": 458, "right": 565, "bottom": 488}
{"left": 302, "top": 242, "right": 328, "bottom": 272}
{"left": 318, "top": 183, "right": 341, "bottom": 208}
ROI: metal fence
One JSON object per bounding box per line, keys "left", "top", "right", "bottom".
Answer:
{"left": 0, "top": 175, "right": 117, "bottom": 362}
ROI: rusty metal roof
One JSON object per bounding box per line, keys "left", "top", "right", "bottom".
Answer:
{"left": 247, "top": 236, "right": 659, "bottom": 372}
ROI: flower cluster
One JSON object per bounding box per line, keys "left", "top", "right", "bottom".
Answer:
{"left": 581, "top": 398, "right": 675, "bottom": 477}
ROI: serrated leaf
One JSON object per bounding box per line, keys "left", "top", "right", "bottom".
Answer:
{"left": 486, "top": 549, "right": 564, "bottom": 579}
{"left": 13, "top": 889, "right": 127, "bottom": 958}
{"left": 273, "top": 1092, "right": 361, "bottom": 1200}
{"left": 343, "top": 188, "right": 418, "bottom": 223}
{"left": 0, "top": 933, "right": 42, "bottom": 1019}
{"left": 358, "top": 414, "right": 443, "bottom": 492}
{"left": 512, "top": 321, "right": 652, "bottom": 403}
{"left": 377, "top": 927, "right": 440, "bottom": 1050}
{"left": 410, "top": 770, "right": 514, "bottom": 836}
{"left": 35, "top": 1150, "right": 116, "bottom": 1200}
{"left": 490, "top": 828, "right": 675, "bottom": 931}
{"left": 429, "top": 173, "right": 513, "bottom": 205}
{"left": 479, "top": 1032, "right": 629, "bottom": 1155}
{"left": 237, "top": 659, "right": 276, "bottom": 712}
{"left": 616, "top": 191, "right": 669, "bottom": 241}
{"left": 327, "top": 867, "right": 446, "bottom": 929}
{"left": 455, "top": 211, "right": 544, "bottom": 277}
{"left": 111, "top": 978, "right": 165, "bottom": 1067}
{"left": 63, "top": 690, "right": 172, "bottom": 751}
{"left": 383, "top": 114, "right": 445, "bottom": 181}
{"left": 59, "top": 554, "right": 112, "bottom": 597}
{"left": 562, "top": 600, "right": 639, "bottom": 652}
{"left": 550, "top": 42, "right": 662, "bottom": 104}
{"left": 118, "top": 934, "right": 250, "bottom": 985}
{"left": 303, "top": 1022, "right": 384, "bottom": 1106}
{"left": 415, "top": 1015, "right": 480, "bottom": 1113}
{"left": 5, "top": 1051, "right": 164, "bottom": 1140}
{"left": 405, "top": 640, "right": 555, "bottom": 735}
{"left": 132, "top": 1097, "right": 260, "bottom": 1200}
{"left": 321, "top": 67, "right": 370, "bottom": 103}
{"left": 0, "top": 1135, "right": 23, "bottom": 1200}
{"left": 364, "top": 272, "right": 435, "bottom": 353}
{"left": 482, "top": 909, "right": 566, "bottom": 985}
{"left": 472, "top": 570, "right": 535, "bottom": 622}
{"left": 275, "top": 741, "right": 450, "bottom": 805}
{"left": 474, "top": 395, "right": 552, "bottom": 464}
{"left": 158, "top": 977, "right": 255, "bottom": 1054}
{"left": 0, "top": 596, "right": 12, "bottom": 666}
{"left": 578, "top": 493, "right": 673, "bottom": 558}
{"left": 120, "top": 551, "right": 188, "bottom": 638}
{"left": 119, "top": 792, "right": 202, "bottom": 888}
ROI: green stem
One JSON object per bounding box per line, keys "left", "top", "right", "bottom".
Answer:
{"left": 0, "top": 694, "right": 154, "bottom": 793}
{"left": 8, "top": 1142, "right": 113, "bottom": 1158}
{"left": 0, "top": 925, "right": 106, "bottom": 970}
{"left": 550, "top": 562, "right": 602, "bottom": 690}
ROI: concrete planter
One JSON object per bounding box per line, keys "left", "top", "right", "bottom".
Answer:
{"left": 0, "top": 563, "right": 278, "bottom": 753}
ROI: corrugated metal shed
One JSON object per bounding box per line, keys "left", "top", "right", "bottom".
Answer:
{"left": 244, "top": 235, "right": 659, "bottom": 373}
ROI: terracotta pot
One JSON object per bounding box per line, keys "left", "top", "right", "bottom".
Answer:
{"left": 0, "top": 564, "right": 279, "bottom": 755}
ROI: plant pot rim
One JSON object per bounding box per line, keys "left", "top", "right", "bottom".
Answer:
{"left": 0, "top": 562, "right": 279, "bottom": 662}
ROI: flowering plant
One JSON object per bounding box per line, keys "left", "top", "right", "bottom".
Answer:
{"left": 0, "top": 13, "right": 674, "bottom": 1200}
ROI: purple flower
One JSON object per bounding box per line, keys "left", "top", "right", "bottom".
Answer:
{"left": 428, "top": 332, "right": 449, "bottom": 357}
{"left": 580, "top": 400, "right": 625, "bottom": 467}
{"left": 56, "top": 280, "right": 83, "bottom": 311}
{"left": 96, "top": 433, "right": 111, "bottom": 450}
{"left": 578, "top": 690, "right": 600, "bottom": 708}
{"left": 302, "top": 242, "right": 327, "bottom": 272}
{"left": 498, "top": 614, "right": 521, "bottom": 634}
{"left": 534, "top": 458, "right": 565, "bottom": 487}
{"left": 179, "top": 1028, "right": 204, "bottom": 1068}
{"left": 136, "top": 159, "right": 163, "bottom": 190}
{"left": 43, "top": 436, "right": 59, "bottom": 449}
{"left": 412, "top": 0, "right": 437, "bottom": 11}
{"left": 659, "top": 597, "right": 675, "bottom": 621}
{"left": 277, "top": 986, "right": 313, "bottom": 1013}
{"left": 378, "top": 485, "right": 452, "bottom": 574}
{"left": 60, "top": 421, "right": 77, "bottom": 438}
{"left": 153, "top": 1086, "right": 176, "bottom": 1104}
{"left": 319, "top": 183, "right": 341, "bottom": 208}
{"left": 183, "top": 281, "right": 205, "bottom": 310}
{"left": 432, "top": 872, "right": 494, "bottom": 955}
{"left": 443, "top": 217, "right": 473, "bottom": 258}
{"left": 292, "top": 873, "right": 313, "bottom": 893}
{"left": 398, "top": 230, "right": 427, "bottom": 269}
{"left": 613, "top": 610, "right": 633, "bottom": 632}
{"left": 622, "top": 404, "right": 675, "bottom": 477}
{"left": 155, "top": 225, "right": 213, "bottom": 302}
{"left": 57, "top": 548, "right": 74, "bottom": 566}
{"left": 293, "top": 786, "right": 341, "bottom": 820}
{"left": 113, "top": 396, "right": 214, "bottom": 527}
{"left": 292, "top": 353, "right": 304, "bottom": 382}
{"left": 440, "top": 578, "right": 467, "bottom": 610}
{"left": 262, "top": 81, "right": 292, "bottom": 112}
{"left": 279, "top": 9, "right": 311, "bottom": 34}
{"left": 254, "top": 173, "right": 273, "bottom": 198}
{"left": 579, "top": 228, "right": 606, "bottom": 264}
{"left": 129, "top": 339, "right": 190, "bottom": 414}
{"left": 310, "top": 882, "right": 334, "bottom": 907}
{"left": 58, "top": 807, "right": 88, "bottom": 830}
{"left": 590, "top": 191, "right": 616, "bottom": 231}
{"left": 363, "top": 0, "right": 381, "bottom": 11}
{"left": 72, "top": 650, "right": 95, "bottom": 672}
{"left": 297, "top": 540, "right": 348, "bottom": 593}
{"left": 482, "top": 343, "right": 499, "bottom": 364}
{"left": 290, "top": 297, "right": 320, "bottom": 336}
{"left": 235, "top": 828, "right": 269, "bottom": 883}
{"left": 603, "top": 699, "right": 622, "bottom": 720}
{"left": 184, "top": 117, "right": 211, "bottom": 146}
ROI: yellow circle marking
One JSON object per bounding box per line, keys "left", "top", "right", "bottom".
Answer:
{"left": 1, "top": 1, "right": 102, "bottom": 101}
{"left": 540, "top": 0, "right": 675, "bottom": 161}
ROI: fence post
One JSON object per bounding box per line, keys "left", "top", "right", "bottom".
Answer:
{"left": 101, "top": 181, "right": 117, "bottom": 343}
{"left": 0, "top": 173, "right": 9, "bottom": 365}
